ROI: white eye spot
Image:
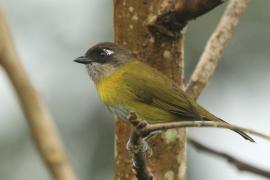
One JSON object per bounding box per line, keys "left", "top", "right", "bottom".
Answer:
{"left": 103, "top": 49, "right": 114, "bottom": 56}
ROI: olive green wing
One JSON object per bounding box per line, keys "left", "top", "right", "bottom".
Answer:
{"left": 122, "top": 62, "right": 201, "bottom": 122}
{"left": 120, "top": 61, "right": 255, "bottom": 141}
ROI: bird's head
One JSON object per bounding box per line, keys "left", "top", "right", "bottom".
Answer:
{"left": 74, "top": 42, "right": 134, "bottom": 82}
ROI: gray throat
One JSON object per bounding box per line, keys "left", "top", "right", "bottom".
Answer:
{"left": 85, "top": 61, "right": 124, "bottom": 83}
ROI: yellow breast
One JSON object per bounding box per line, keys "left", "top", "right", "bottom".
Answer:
{"left": 95, "top": 62, "right": 134, "bottom": 106}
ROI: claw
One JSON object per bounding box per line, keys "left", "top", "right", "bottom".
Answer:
{"left": 144, "top": 142, "right": 153, "bottom": 158}
{"left": 143, "top": 130, "right": 161, "bottom": 140}
{"left": 127, "top": 112, "right": 137, "bottom": 122}
{"left": 136, "top": 120, "right": 148, "bottom": 129}
{"left": 127, "top": 112, "right": 148, "bottom": 130}
{"left": 126, "top": 138, "right": 152, "bottom": 158}
{"left": 126, "top": 112, "right": 153, "bottom": 158}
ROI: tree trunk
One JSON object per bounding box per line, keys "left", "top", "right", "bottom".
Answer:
{"left": 114, "top": 1, "right": 186, "bottom": 179}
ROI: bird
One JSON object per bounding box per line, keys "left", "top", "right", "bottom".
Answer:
{"left": 74, "top": 42, "right": 254, "bottom": 142}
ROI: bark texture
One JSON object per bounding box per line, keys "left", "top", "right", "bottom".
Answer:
{"left": 113, "top": 0, "right": 223, "bottom": 179}
{"left": 114, "top": 1, "right": 185, "bottom": 179}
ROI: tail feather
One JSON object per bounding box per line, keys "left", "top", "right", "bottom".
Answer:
{"left": 234, "top": 129, "right": 255, "bottom": 142}
{"left": 217, "top": 118, "right": 255, "bottom": 143}
{"left": 196, "top": 104, "right": 255, "bottom": 142}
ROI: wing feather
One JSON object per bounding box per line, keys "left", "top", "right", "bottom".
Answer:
{"left": 122, "top": 61, "right": 200, "bottom": 121}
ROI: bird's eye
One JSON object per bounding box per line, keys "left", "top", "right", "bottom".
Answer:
{"left": 99, "top": 49, "right": 114, "bottom": 57}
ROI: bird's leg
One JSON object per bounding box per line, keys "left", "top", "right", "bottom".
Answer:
{"left": 126, "top": 131, "right": 153, "bottom": 180}
{"left": 127, "top": 112, "right": 153, "bottom": 158}
{"left": 127, "top": 112, "right": 161, "bottom": 139}
{"left": 126, "top": 135, "right": 151, "bottom": 157}
{"left": 127, "top": 112, "right": 148, "bottom": 130}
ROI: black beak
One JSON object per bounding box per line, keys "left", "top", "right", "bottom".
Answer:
{"left": 74, "top": 56, "right": 92, "bottom": 64}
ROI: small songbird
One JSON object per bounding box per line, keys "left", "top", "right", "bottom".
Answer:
{"left": 74, "top": 42, "right": 254, "bottom": 142}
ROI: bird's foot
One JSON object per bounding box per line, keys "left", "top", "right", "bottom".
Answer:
{"left": 143, "top": 130, "right": 161, "bottom": 141}
{"left": 127, "top": 112, "right": 148, "bottom": 130}
{"left": 126, "top": 138, "right": 153, "bottom": 158}
{"left": 126, "top": 112, "right": 153, "bottom": 157}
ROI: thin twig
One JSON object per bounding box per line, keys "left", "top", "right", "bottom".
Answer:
{"left": 188, "top": 138, "right": 270, "bottom": 178}
{"left": 144, "top": 121, "right": 270, "bottom": 141}
{"left": 127, "top": 113, "right": 270, "bottom": 180}
{"left": 0, "top": 7, "right": 77, "bottom": 180}
{"left": 186, "top": 0, "right": 249, "bottom": 99}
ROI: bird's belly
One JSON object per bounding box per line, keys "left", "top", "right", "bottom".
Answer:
{"left": 108, "top": 105, "right": 130, "bottom": 121}
{"left": 107, "top": 104, "right": 176, "bottom": 124}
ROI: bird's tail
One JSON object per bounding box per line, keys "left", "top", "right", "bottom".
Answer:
{"left": 217, "top": 118, "right": 255, "bottom": 142}
{"left": 196, "top": 104, "right": 255, "bottom": 142}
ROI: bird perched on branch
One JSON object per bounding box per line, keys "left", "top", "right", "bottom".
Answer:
{"left": 74, "top": 42, "right": 254, "bottom": 142}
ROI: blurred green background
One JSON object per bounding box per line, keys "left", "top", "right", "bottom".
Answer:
{"left": 0, "top": 0, "right": 269, "bottom": 180}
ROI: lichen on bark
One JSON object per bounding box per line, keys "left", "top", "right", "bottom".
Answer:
{"left": 113, "top": 0, "right": 223, "bottom": 179}
{"left": 114, "top": 1, "right": 185, "bottom": 179}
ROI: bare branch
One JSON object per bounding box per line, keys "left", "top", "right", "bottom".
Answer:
{"left": 127, "top": 112, "right": 270, "bottom": 179}
{"left": 0, "top": 7, "right": 77, "bottom": 180}
{"left": 145, "top": 121, "right": 270, "bottom": 141}
{"left": 147, "top": 0, "right": 224, "bottom": 37}
{"left": 186, "top": 0, "right": 248, "bottom": 99}
{"left": 188, "top": 138, "right": 270, "bottom": 178}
